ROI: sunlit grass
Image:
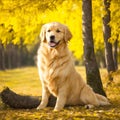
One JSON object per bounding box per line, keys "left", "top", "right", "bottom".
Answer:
{"left": 0, "top": 67, "right": 41, "bottom": 96}
{"left": 0, "top": 66, "right": 120, "bottom": 119}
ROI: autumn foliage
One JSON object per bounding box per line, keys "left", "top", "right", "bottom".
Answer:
{"left": 0, "top": 0, "right": 120, "bottom": 62}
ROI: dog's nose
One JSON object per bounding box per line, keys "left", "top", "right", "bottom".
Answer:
{"left": 50, "top": 35, "right": 55, "bottom": 40}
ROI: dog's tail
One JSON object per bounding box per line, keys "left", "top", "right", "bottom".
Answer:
{"left": 95, "top": 93, "right": 111, "bottom": 106}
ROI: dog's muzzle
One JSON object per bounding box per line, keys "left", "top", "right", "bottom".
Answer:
{"left": 48, "top": 35, "right": 60, "bottom": 48}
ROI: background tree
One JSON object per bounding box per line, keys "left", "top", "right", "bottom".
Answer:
{"left": 109, "top": 0, "right": 120, "bottom": 71}
{"left": 0, "top": 41, "right": 5, "bottom": 70}
{"left": 102, "top": 0, "right": 115, "bottom": 73}
{"left": 113, "top": 39, "right": 118, "bottom": 70}
{"left": 82, "top": 0, "right": 106, "bottom": 96}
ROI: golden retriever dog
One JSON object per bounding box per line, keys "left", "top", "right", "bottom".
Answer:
{"left": 37, "top": 22, "right": 110, "bottom": 111}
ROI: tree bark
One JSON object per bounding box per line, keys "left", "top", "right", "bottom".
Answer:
{"left": 113, "top": 40, "right": 118, "bottom": 70}
{"left": 103, "top": 0, "right": 115, "bottom": 73}
{"left": 0, "top": 42, "right": 5, "bottom": 70}
{"left": 6, "top": 44, "right": 12, "bottom": 69}
{"left": 1, "top": 87, "right": 56, "bottom": 109}
{"left": 96, "top": 50, "right": 106, "bottom": 68}
{"left": 82, "top": 0, "right": 106, "bottom": 96}
{"left": 11, "top": 45, "right": 19, "bottom": 68}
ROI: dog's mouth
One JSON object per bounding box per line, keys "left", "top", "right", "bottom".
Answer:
{"left": 48, "top": 40, "right": 60, "bottom": 48}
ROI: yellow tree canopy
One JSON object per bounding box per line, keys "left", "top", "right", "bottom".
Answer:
{"left": 0, "top": 0, "right": 120, "bottom": 59}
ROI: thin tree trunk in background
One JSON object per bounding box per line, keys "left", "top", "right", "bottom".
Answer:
{"left": 96, "top": 50, "right": 106, "bottom": 68}
{"left": 82, "top": 0, "right": 106, "bottom": 96}
{"left": 6, "top": 44, "right": 20, "bottom": 68}
{"left": 16, "top": 45, "right": 21, "bottom": 67}
{"left": 11, "top": 45, "right": 18, "bottom": 68}
{"left": 113, "top": 40, "right": 118, "bottom": 70}
{"left": 7, "top": 44, "right": 12, "bottom": 69}
{"left": 0, "top": 42, "right": 5, "bottom": 70}
{"left": 103, "top": 0, "right": 115, "bottom": 73}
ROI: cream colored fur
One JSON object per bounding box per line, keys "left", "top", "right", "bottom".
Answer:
{"left": 37, "top": 22, "right": 110, "bottom": 111}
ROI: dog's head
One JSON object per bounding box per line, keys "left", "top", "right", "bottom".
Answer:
{"left": 40, "top": 22, "right": 72, "bottom": 48}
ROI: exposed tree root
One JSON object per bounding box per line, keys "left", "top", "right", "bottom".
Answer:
{"left": 1, "top": 87, "right": 56, "bottom": 109}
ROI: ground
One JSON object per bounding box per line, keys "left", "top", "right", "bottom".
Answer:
{"left": 0, "top": 66, "right": 120, "bottom": 120}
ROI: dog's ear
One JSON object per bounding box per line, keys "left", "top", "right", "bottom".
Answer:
{"left": 40, "top": 24, "right": 46, "bottom": 42}
{"left": 64, "top": 26, "right": 72, "bottom": 42}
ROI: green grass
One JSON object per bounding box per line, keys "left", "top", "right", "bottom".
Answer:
{"left": 0, "top": 66, "right": 120, "bottom": 120}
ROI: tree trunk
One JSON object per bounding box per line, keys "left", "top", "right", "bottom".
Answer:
{"left": 103, "top": 0, "right": 115, "bottom": 73}
{"left": 113, "top": 40, "right": 118, "bottom": 70}
{"left": 96, "top": 50, "right": 106, "bottom": 68}
{"left": 0, "top": 42, "right": 5, "bottom": 70}
{"left": 6, "top": 44, "right": 12, "bottom": 69}
{"left": 16, "top": 45, "right": 21, "bottom": 67}
{"left": 11, "top": 45, "right": 18, "bottom": 68}
{"left": 82, "top": 0, "right": 106, "bottom": 96}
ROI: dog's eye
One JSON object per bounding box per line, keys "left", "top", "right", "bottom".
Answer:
{"left": 56, "top": 29, "right": 61, "bottom": 33}
{"left": 47, "top": 30, "right": 51, "bottom": 32}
